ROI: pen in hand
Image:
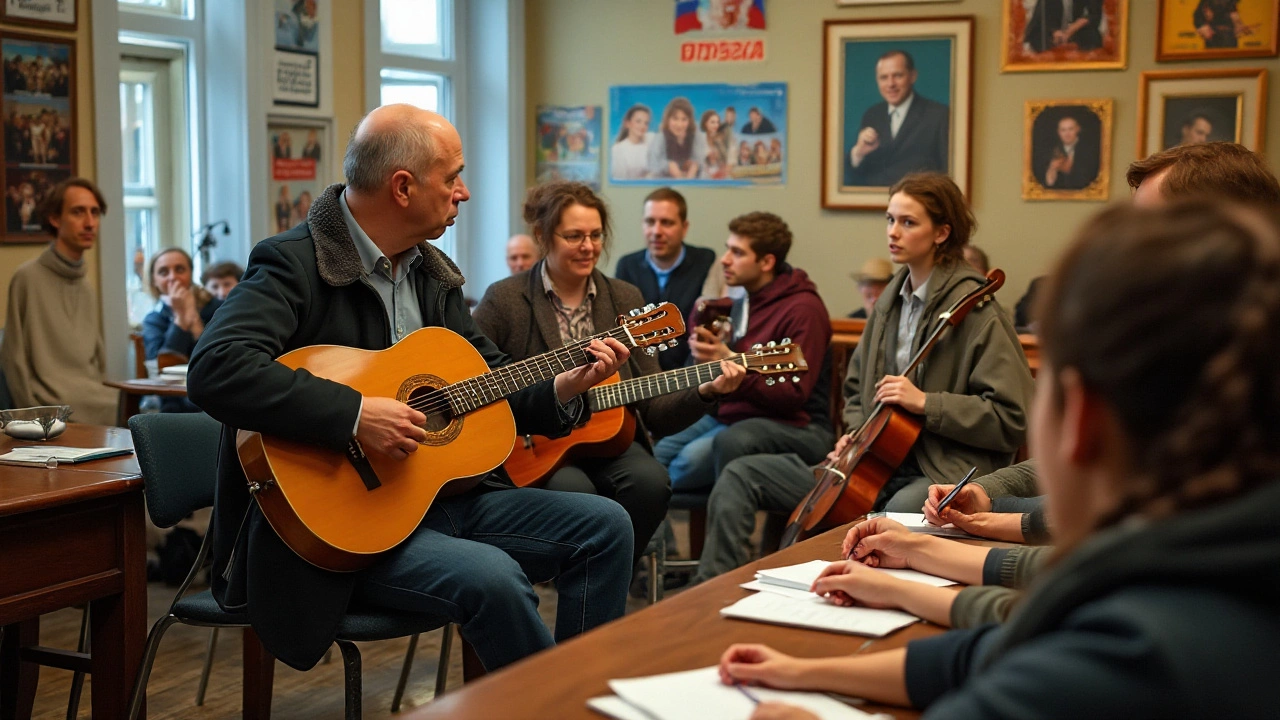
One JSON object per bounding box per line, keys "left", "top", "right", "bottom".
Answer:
{"left": 735, "top": 682, "right": 760, "bottom": 704}
{"left": 935, "top": 466, "right": 979, "bottom": 515}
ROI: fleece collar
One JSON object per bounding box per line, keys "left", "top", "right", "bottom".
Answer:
{"left": 306, "top": 183, "right": 465, "bottom": 291}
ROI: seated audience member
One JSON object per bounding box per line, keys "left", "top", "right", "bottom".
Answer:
{"left": 0, "top": 178, "right": 117, "bottom": 424}
{"left": 962, "top": 244, "right": 988, "bottom": 274}
{"left": 720, "top": 199, "right": 1280, "bottom": 719}
{"left": 848, "top": 257, "right": 893, "bottom": 319}
{"left": 1129, "top": 140, "right": 1280, "bottom": 207}
{"left": 187, "top": 104, "right": 634, "bottom": 674}
{"left": 691, "top": 174, "right": 1030, "bottom": 584}
{"left": 505, "top": 233, "right": 538, "bottom": 275}
{"left": 1014, "top": 276, "right": 1043, "bottom": 331}
{"left": 473, "top": 181, "right": 746, "bottom": 563}
{"left": 652, "top": 211, "right": 834, "bottom": 495}
{"left": 614, "top": 187, "right": 725, "bottom": 369}
{"left": 201, "top": 261, "right": 243, "bottom": 301}
{"left": 142, "top": 248, "right": 221, "bottom": 412}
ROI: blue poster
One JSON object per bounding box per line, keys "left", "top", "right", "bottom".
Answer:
{"left": 535, "top": 105, "right": 603, "bottom": 191}
{"left": 609, "top": 82, "right": 786, "bottom": 187}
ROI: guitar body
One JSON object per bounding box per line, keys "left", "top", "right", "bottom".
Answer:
{"left": 781, "top": 406, "right": 922, "bottom": 546}
{"left": 504, "top": 375, "right": 638, "bottom": 487}
{"left": 237, "top": 326, "right": 517, "bottom": 572}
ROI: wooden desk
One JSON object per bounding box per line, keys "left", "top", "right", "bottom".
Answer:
{"left": 408, "top": 523, "right": 940, "bottom": 719}
{"left": 104, "top": 376, "right": 187, "bottom": 427}
{"left": 0, "top": 424, "right": 146, "bottom": 719}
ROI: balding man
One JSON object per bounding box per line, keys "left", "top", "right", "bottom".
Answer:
{"left": 506, "top": 233, "right": 537, "bottom": 274}
{"left": 188, "top": 104, "right": 633, "bottom": 673}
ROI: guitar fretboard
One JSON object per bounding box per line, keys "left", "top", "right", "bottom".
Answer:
{"left": 589, "top": 354, "right": 746, "bottom": 411}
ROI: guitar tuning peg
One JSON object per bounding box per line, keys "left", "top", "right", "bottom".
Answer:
{"left": 776, "top": 376, "right": 787, "bottom": 383}
{"left": 644, "top": 303, "right": 656, "bottom": 311}
{"left": 765, "top": 378, "right": 776, "bottom": 386}
{"left": 751, "top": 343, "right": 762, "bottom": 350}
{"left": 767, "top": 341, "right": 776, "bottom": 347}
{"left": 781, "top": 337, "right": 791, "bottom": 344}
{"left": 645, "top": 347, "right": 657, "bottom": 356}
{"left": 629, "top": 308, "right": 641, "bottom": 317}
{"left": 668, "top": 337, "right": 678, "bottom": 346}
{"left": 792, "top": 376, "right": 801, "bottom": 383}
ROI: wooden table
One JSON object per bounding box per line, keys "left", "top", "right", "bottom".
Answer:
{"left": 0, "top": 424, "right": 147, "bottom": 719}
{"left": 408, "top": 523, "right": 948, "bottom": 719}
{"left": 104, "top": 376, "right": 187, "bottom": 427}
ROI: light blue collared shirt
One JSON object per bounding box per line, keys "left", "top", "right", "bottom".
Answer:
{"left": 339, "top": 191, "right": 424, "bottom": 344}
{"left": 645, "top": 245, "right": 686, "bottom": 293}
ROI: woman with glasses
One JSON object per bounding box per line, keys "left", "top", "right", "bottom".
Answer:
{"left": 473, "top": 181, "right": 747, "bottom": 565}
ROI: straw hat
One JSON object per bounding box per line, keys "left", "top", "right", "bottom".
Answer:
{"left": 851, "top": 257, "right": 894, "bottom": 284}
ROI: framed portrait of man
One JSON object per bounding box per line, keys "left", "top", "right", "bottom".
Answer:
{"left": 1138, "top": 68, "right": 1268, "bottom": 157}
{"left": 1022, "top": 99, "right": 1113, "bottom": 201}
{"left": 821, "top": 16, "right": 973, "bottom": 210}
{"left": 1002, "top": 0, "right": 1129, "bottom": 71}
{"left": 1157, "top": 0, "right": 1279, "bottom": 61}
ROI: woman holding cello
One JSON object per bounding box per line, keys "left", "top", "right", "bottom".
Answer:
{"left": 692, "top": 172, "right": 1031, "bottom": 582}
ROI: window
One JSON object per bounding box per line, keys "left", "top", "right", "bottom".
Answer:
{"left": 381, "top": 0, "right": 445, "bottom": 60}
{"left": 379, "top": 69, "right": 443, "bottom": 112}
{"left": 119, "top": 0, "right": 189, "bottom": 18}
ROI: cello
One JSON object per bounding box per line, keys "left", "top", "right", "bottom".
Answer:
{"left": 779, "top": 269, "right": 1006, "bottom": 548}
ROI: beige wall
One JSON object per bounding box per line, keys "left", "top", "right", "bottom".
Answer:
{"left": 330, "top": 0, "right": 365, "bottom": 158}
{"left": 527, "top": 0, "right": 1280, "bottom": 317}
{"left": 0, "top": 0, "right": 97, "bottom": 322}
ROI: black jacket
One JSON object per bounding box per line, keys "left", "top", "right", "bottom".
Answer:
{"left": 614, "top": 244, "right": 718, "bottom": 370}
{"left": 907, "top": 480, "right": 1280, "bottom": 718}
{"left": 845, "top": 94, "right": 950, "bottom": 187}
{"left": 187, "top": 184, "right": 574, "bottom": 670}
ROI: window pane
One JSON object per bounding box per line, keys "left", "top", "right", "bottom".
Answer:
{"left": 380, "top": 69, "right": 440, "bottom": 112}
{"left": 381, "top": 0, "right": 445, "bottom": 59}
{"left": 119, "top": 0, "right": 187, "bottom": 15}
{"left": 120, "top": 79, "right": 155, "bottom": 189}
{"left": 125, "top": 208, "right": 158, "bottom": 327}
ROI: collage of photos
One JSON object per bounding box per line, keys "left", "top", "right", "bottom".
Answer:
{"left": 267, "top": 123, "right": 326, "bottom": 236}
{"left": 535, "top": 105, "right": 602, "bottom": 190}
{"left": 609, "top": 82, "right": 787, "bottom": 187}
{"left": 1, "top": 34, "right": 73, "bottom": 241}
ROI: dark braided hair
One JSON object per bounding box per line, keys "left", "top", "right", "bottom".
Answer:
{"left": 1035, "top": 201, "right": 1280, "bottom": 538}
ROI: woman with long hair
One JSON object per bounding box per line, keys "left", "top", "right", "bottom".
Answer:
{"left": 142, "top": 247, "right": 222, "bottom": 411}
{"left": 646, "top": 97, "right": 706, "bottom": 179}
{"left": 611, "top": 104, "right": 654, "bottom": 180}
{"left": 700, "top": 109, "right": 729, "bottom": 179}
{"left": 473, "top": 181, "right": 745, "bottom": 564}
{"left": 718, "top": 200, "right": 1280, "bottom": 718}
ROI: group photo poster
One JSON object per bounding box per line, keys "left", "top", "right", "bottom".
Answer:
{"left": 268, "top": 122, "right": 327, "bottom": 237}
{"left": 535, "top": 105, "right": 603, "bottom": 191}
{"left": 609, "top": 82, "right": 787, "bottom": 187}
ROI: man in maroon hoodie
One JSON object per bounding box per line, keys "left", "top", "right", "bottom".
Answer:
{"left": 653, "top": 211, "right": 833, "bottom": 496}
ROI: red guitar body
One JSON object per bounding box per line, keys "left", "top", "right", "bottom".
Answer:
{"left": 505, "top": 374, "right": 637, "bottom": 487}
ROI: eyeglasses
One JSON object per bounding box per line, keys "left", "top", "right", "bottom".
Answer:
{"left": 555, "top": 231, "right": 606, "bottom": 247}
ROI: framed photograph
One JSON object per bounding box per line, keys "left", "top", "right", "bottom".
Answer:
{"left": 272, "top": 48, "right": 319, "bottom": 107}
{"left": 1137, "top": 68, "right": 1268, "bottom": 157}
{"left": 1157, "top": 0, "right": 1279, "bottom": 61}
{"left": 837, "top": 0, "right": 958, "bottom": 4}
{"left": 0, "top": 32, "right": 74, "bottom": 244}
{"left": 1, "top": 0, "right": 76, "bottom": 31}
{"left": 274, "top": 0, "right": 320, "bottom": 53}
{"left": 1001, "top": 0, "right": 1129, "bottom": 72}
{"left": 267, "top": 118, "right": 330, "bottom": 237}
{"left": 536, "top": 105, "right": 602, "bottom": 190}
{"left": 1022, "top": 99, "right": 1113, "bottom": 201}
{"left": 610, "top": 82, "right": 787, "bottom": 187}
{"left": 821, "top": 16, "right": 973, "bottom": 210}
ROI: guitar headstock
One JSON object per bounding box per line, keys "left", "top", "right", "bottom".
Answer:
{"left": 617, "top": 302, "right": 686, "bottom": 356}
{"left": 743, "top": 340, "right": 807, "bottom": 386}
{"left": 941, "top": 269, "right": 1006, "bottom": 328}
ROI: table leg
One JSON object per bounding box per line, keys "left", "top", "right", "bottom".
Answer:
{"left": 242, "top": 627, "right": 275, "bottom": 720}
{"left": 0, "top": 618, "right": 38, "bottom": 720}
{"left": 116, "top": 390, "right": 142, "bottom": 428}
{"left": 89, "top": 493, "right": 147, "bottom": 719}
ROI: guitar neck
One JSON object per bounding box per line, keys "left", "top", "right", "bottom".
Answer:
{"left": 588, "top": 354, "right": 746, "bottom": 411}
{"left": 445, "top": 326, "right": 631, "bottom": 415}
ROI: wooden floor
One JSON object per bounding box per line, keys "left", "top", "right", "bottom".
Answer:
{"left": 21, "top": 515, "right": 706, "bottom": 719}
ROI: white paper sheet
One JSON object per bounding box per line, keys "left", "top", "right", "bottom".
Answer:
{"left": 754, "top": 560, "right": 957, "bottom": 592}
{"left": 720, "top": 590, "right": 917, "bottom": 637}
{"left": 603, "top": 667, "right": 885, "bottom": 720}
{"left": 882, "top": 512, "right": 978, "bottom": 539}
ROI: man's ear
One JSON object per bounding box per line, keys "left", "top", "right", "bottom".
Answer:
{"left": 47, "top": 214, "right": 61, "bottom": 233}
{"left": 389, "top": 170, "right": 415, "bottom": 208}
{"left": 758, "top": 253, "right": 777, "bottom": 275}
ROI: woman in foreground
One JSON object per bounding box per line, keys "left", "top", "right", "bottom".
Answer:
{"left": 719, "top": 200, "right": 1280, "bottom": 719}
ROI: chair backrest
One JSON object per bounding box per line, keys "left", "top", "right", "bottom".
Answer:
{"left": 129, "top": 332, "right": 148, "bottom": 379}
{"left": 156, "top": 351, "right": 187, "bottom": 371}
{"left": 0, "top": 328, "right": 12, "bottom": 410}
{"left": 128, "top": 412, "right": 222, "bottom": 528}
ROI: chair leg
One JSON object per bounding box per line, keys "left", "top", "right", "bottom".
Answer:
{"left": 195, "top": 627, "right": 218, "bottom": 706}
{"left": 336, "top": 640, "right": 362, "bottom": 720}
{"left": 435, "top": 625, "right": 454, "bottom": 697}
{"left": 689, "top": 507, "right": 707, "bottom": 559}
{"left": 242, "top": 627, "right": 275, "bottom": 720}
{"left": 648, "top": 550, "right": 661, "bottom": 604}
{"left": 66, "top": 606, "right": 90, "bottom": 720}
{"left": 126, "top": 614, "right": 180, "bottom": 720}
{"left": 390, "top": 633, "right": 419, "bottom": 712}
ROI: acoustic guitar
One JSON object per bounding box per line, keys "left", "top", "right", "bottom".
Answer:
{"left": 780, "top": 270, "right": 1006, "bottom": 547}
{"left": 505, "top": 341, "right": 808, "bottom": 487}
{"left": 237, "top": 303, "right": 684, "bottom": 572}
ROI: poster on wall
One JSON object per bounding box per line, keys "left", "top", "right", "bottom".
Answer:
{"left": 0, "top": 32, "right": 74, "bottom": 244}
{"left": 2, "top": 0, "right": 77, "bottom": 31}
{"left": 609, "top": 82, "right": 786, "bottom": 187}
{"left": 273, "top": 0, "right": 320, "bottom": 107}
{"left": 267, "top": 121, "right": 327, "bottom": 237}
{"left": 535, "top": 105, "right": 602, "bottom": 191}
{"left": 675, "top": 0, "right": 766, "bottom": 34}
{"left": 1157, "top": 0, "right": 1279, "bottom": 61}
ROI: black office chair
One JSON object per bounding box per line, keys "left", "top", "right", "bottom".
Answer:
{"left": 126, "top": 412, "right": 453, "bottom": 719}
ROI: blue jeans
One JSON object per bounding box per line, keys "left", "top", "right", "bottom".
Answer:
{"left": 654, "top": 415, "right": 834, "bottom": 493}
{"left": 354, "top": 486, "right": 632, "bottom": 672}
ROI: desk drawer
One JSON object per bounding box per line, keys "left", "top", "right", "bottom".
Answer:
{"left": 0, "top": 501, "right": 121, "bottom": 604}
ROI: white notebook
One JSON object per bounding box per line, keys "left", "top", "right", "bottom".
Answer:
{"left": 720, "top": 590, "right": 917, "bottom": 637}
{"left": 590, "top": 666, "right": 887, "bottom": 720}
{"left": 881, "top": 512, "right": 979, "bottom": 539}
{"left": 0, "top": 446, "right": 133, "bottom": 467}
{"left": 754, "top": 559, "right": 957, "bottom": 593}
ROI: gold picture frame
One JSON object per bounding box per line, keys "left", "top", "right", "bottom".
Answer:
{"left": 1157, "top": 0, "right": 1279, "bottom": 61}
{"left": 1001, "top": 0, "right": 1129, "bottom": 72}
{"left": 1023, "top": 99, "right": 1113, "bottom": 201}
{"left": 1137, "top": 68, "right": 1268, "bottom": 157}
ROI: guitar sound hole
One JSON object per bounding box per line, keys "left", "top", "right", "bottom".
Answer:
{"left": 407, "top": 386, "right": 454, "bottom": 433}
